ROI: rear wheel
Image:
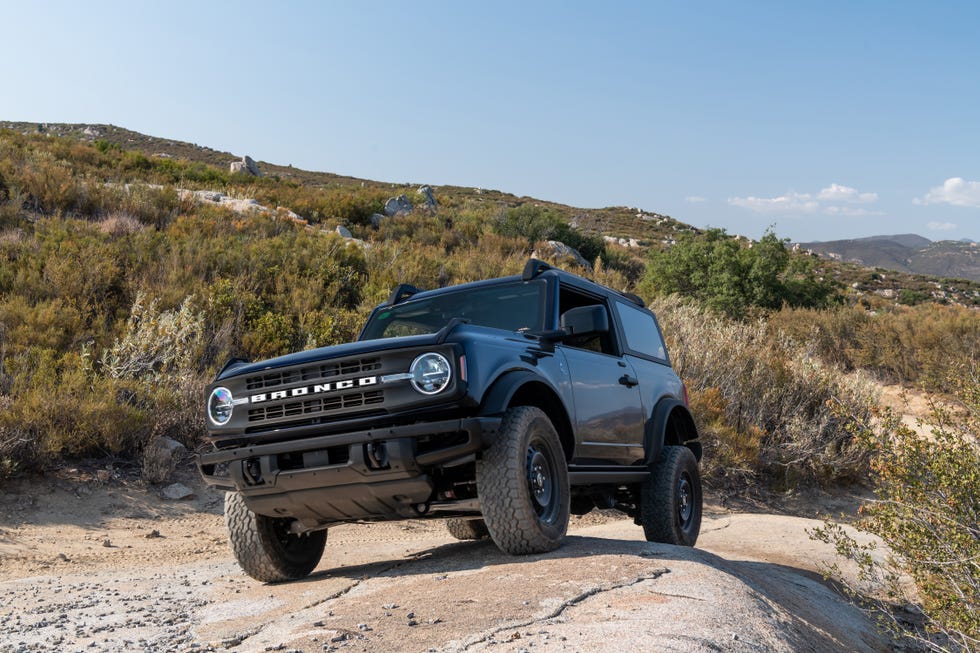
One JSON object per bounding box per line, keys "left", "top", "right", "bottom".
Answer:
{"left": 477, "top": 406, "right": 570, "bottom": 554}
{"left": 446, "top": 518, "right": 489, "bottom": 540}
{"left": 225, "top": 491, "right": 327, "bottom": 582}
{"left": 640, "top": 446, "right": 702, "bottom": 546}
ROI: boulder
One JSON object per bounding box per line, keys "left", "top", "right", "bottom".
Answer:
{"left": 142, "top": 437, "right": 187, "bottom": 484}
{"left": 160, "top": 482, "right": 195, "bottom": 501}
{"left": 603, "top": 235, "right": 641, "bottom": 249}
{"left": 533, "top": 241, "right": 592, "bottom": 270}
{"left": 417, "top": 186, "right": 437, "bottom": 211}
{"left": 383, "top": 195, "right": 413, "bottom": 217}
{"left": 230, "top": 155, "right": 262, "bottom": 177}
{"left": 370, "top": 213, "right": 387, "bottom": 228}
{"left": 335, "top": 225, "right": 353, "bottom": 239}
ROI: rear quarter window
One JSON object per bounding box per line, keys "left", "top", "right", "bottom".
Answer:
{"left": 614, "top": 301, "right": 668, "bottom": 361}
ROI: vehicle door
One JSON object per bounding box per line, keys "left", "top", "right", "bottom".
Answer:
{"left": 556, "top": 284, "right": 646, "bottom": 465}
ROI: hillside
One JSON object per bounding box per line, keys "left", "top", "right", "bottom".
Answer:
{"left": 0, "top": 121, "right": 690, "bottom": 245}
{"left": 799, "top": 233, "right": 980, "bottom": 283}
{"left": 6, "top": 120, "right": 980, "bottom": 307}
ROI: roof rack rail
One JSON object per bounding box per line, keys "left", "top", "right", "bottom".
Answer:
{"left": 522, "top": 258, "right": 553, "bottom": 281}
{"left": 387, "top": 283, "right": 421, "bottom": 306}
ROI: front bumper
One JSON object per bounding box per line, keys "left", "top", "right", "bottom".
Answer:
{"left": 197, "top": 417, "right": 499, "bottom": 523}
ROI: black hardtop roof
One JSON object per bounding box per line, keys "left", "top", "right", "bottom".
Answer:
{"left": 384, "top": 259, "right": 646, "bottom": 309}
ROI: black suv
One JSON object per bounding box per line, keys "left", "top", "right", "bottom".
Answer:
{"left": 199, "top": 260, "right": 702, "bottom": 582}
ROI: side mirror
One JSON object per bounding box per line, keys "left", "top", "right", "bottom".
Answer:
{"left": 560, "top": 305, "right": 609, "bottom": 336}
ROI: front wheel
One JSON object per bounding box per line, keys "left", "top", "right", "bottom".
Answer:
{"left": 476, "top": 406, "right": 570, "bottom": 555}
{"left": 445, "top": 518, "right": 489, "bottom": 541}
{"left": 225, "top": 491, "right": 327, "bottom": 582}
{"left": 640, "top": 446, "right": 702, "bottom": 546}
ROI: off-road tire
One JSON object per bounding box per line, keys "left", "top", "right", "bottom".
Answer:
{"left": 445, "top": 518, "right": 489, "bottom": 541}
{"left": 641, "top": 445, "right": 702, "bottom": 546}
{"left": 477, "top": 406, "right": 570, "bottom": 554}
{"left": 224, "top": 491, "right": 327, "bottom": 582}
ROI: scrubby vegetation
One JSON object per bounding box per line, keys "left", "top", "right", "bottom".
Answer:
{"left": 0, "top": 126, "right": 976, "bottom": 514}
{"left": 813, "top": 369, "right": 979, "bottom": 652}
{"left": 769, "top": 303, "right": 979, "bottom": 393}
{"left": 651, "top": 296, "right": 878, "bottom": 491}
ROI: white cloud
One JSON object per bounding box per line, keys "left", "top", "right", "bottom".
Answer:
{"left": 914, "top": 177, "right": 980, "bottom": 207}
{"left": 728, "top": 192, "right": 820, "bottom": 214}
{"left": 823, "top": 206, "right": 884, "bottom": 217}
{"left": 927, "top": 221, "right": 957, "bottom": 231}
{"left": 685, "top": 195, "right": 707, "bottom": 203}
{"left": 729, "top": 183, "right": 880, "bottom": 216}
{"left": 817, "top": 183, "right": 877, "bottom": 203}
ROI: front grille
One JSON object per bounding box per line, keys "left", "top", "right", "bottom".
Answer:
{"left": 242, "top": 409, "right": 387, "bottom": 435}
{"left": 247, "top": 390, "right": 384, "bottom": 422}
{"left": 245, "top": 357, "right": 381, "bottom": 391}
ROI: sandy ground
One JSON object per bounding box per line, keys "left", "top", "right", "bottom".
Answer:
{"left": 0, "top": 462, "right": 892, "bottom": 653}
{"left": 878, "top": 382, "right": 957, "bottom": 439}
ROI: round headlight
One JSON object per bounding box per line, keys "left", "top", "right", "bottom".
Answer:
{"left": 208, "top": 387, "right": 234, "bottom": 425}
{"left": 410, "top": 353, "right": 452, "bottom": 395}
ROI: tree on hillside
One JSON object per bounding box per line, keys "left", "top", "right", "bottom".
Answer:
{"left": 641, "top": 228, "right": 840, "bottom": 318}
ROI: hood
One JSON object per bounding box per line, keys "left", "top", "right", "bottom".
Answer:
{"left": 216, "top": 332, "right": 445, "bottom": 381}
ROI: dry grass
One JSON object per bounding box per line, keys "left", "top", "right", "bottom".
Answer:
{"left": 653, "top": 296, "right": 879, "bottom": 490}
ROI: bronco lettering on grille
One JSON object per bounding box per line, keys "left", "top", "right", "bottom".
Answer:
{"left": 249, "top": 376, "right": 378, "bottom": 404}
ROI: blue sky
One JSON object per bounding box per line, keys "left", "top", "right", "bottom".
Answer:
{"left": 3, "top": 1, "right": 979, "bottom": 242}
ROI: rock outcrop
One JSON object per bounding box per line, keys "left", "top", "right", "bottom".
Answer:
{"left": 417, "top": 185, "right": 438, "bottom": 211}
{"left": 384, "top": 195, "right": 413, "bottom": 217}
{"left": 230, "top": 155, "right": 262, "bottom": 177}
{"left": 534, "top": 240, "right": 592, "bottom": 270}
{"left": 603, "top": 235, "right": 641, "bottom": 248}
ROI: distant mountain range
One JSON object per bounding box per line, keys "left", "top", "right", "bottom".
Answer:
{"left": 797, "top": 234, "right": 980, "bottom": 282}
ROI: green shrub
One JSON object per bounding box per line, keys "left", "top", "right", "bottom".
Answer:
{"left": 642, "top": 229, "right": 841, "bottom": 318}
{"left": 492, "top": 204, "right": 606, "bottom": 263}
{"left": 812, "top": 370, "right": 980, "bottom": 651}
{"left": 99, "top": 293, "right": 205, "bottom": 380}
{"left": 897, "top": 289, "right": 929, "bottom": 306}
{"left": 0, "top": 349, "right": 148, "bottom": 461}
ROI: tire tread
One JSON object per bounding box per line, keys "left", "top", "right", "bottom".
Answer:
{"left": 225, "top": 491, "right": 326, "bottom": 582}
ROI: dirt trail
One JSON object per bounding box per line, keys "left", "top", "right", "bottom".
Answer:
{"left": 0, "top": 466, "right": 890, "bottom": 653}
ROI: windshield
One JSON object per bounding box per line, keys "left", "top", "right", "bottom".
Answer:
{"left": 360, "top": 280, "right": 546, "bottom": 340}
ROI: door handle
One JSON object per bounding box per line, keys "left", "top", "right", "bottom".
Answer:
{"left": 619, "top": 374, "right": 639, "bottom": 388}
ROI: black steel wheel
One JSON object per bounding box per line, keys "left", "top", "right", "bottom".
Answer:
{"left": 476, "top": 406, "right": 570, "bottom": 554}
{"left": 640, "top": 445, "right": 702, "bottom": 546}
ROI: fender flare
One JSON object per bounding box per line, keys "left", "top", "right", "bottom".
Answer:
{"left": 643, "top": 397, "right": 701, "bottom": 466}
{"left": 479, "top": 370, "right": 557, "bottom": 416}
{"left": 478, "top": 370, "right": 576, "bottom": 460}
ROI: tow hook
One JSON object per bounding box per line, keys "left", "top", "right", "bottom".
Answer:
{"left": 365, "top": 441, "right": 390, "bottom": 470}
{"left": 243, "top": 458, "right": 264, "bottom": 486}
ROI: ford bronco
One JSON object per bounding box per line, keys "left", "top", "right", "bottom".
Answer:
{"left": 198, "top": 259, "right": 702, "bottom": 581}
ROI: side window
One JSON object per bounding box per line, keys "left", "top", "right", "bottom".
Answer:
{"left": 614, "top": 301, "right": 667, "bottom": 361}
{"left": 558, "top": 285, "right": 618, "bottom": 356}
